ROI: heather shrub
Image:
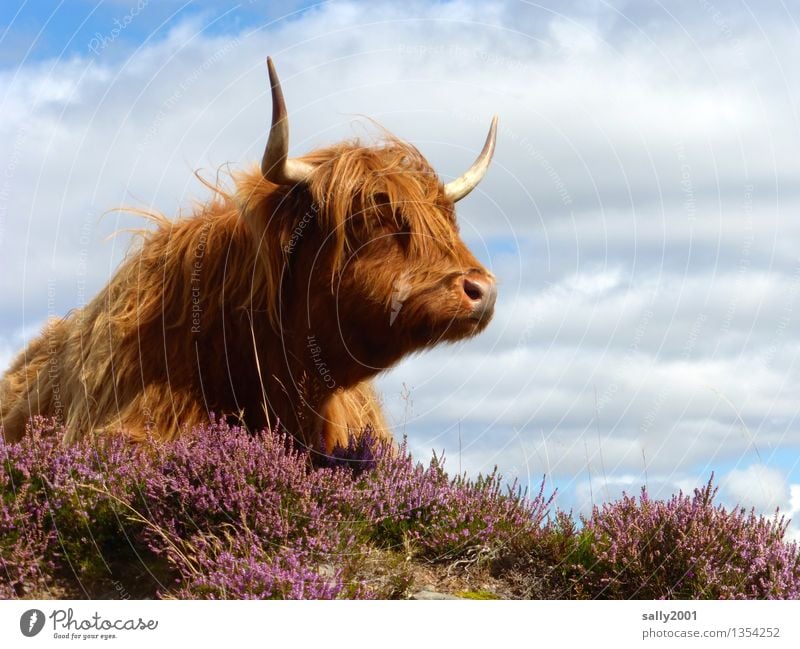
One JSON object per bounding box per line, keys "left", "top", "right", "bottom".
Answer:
{"left": 492, "top": 510, "right": 595, "bottom": 599}
{"left": 2, "top": 419, "right": 799, "bottom": 599}
{"left": 352, "top": 449, "right": 552, "bottom": 561}
{"left": 138, "top": 419, "right": 349, "bottom": 552}
{"left": 0, "top": 419, "right": 355, "bottom": 598}
{"left": 0, "top": 420, "right": 157, "bottom": 597}
{"left": 582, "top": 477, "right": 800, "bottom": 599}
{"left": 323, "top": 427, "right": 382, "bottom": 475}
{"left": 167, "top": 532, "right": 349, "bottom": 599}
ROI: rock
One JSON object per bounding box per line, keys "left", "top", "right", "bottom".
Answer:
{"left": 409, "top": 590, "right": 460, "bottom": 600}
{"left": 317, "top": 564, "right": 337, "bottom": 578}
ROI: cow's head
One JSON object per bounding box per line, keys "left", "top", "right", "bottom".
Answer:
{"left": 244, "top": 58, "right": 498, "bottom": 386}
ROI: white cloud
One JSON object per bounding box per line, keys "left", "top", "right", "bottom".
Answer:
{"left": 718, "top": 467, "right": 800, "bottom": 544}
{"left": 0, "top": 325, "right": 41, "bottom": 385}
{"left": 788, "top": 485, "right": 800, "bottom": 543}
{"left": 0, "top": 347, "right": 11, "bottom": 375}
{"left": 722, "top": 464, "right": 789, "bottom": 514}
{"left": 791, "top": 484, "right": 800, "bottom": 515}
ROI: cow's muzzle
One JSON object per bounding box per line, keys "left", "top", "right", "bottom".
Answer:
{"left": 460, "top": 271, "right": 497, "bottom": 321}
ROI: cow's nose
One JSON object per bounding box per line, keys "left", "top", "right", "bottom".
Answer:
{"left": 461, "top": 273, "right": 497, "bottom": 319}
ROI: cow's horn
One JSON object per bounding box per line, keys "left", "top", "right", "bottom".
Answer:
{"left": 261, "top": 57, "right": 315, "bottom": 185}
{"left": 444, "top": 116, "right": 498, "bottom": 203}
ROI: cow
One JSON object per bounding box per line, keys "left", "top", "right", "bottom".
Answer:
{"left": 0, "top": 58, "right": 498, "bottom": 458}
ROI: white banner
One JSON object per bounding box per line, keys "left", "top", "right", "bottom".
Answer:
{"left": 1, "top": 600, "right": 798, "bottom": 648}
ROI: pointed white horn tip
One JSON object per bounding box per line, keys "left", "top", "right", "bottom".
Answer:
{"left": 483, "top": 115, "right": 499, "bottom": 158}
{"left": 261, "top": 57, "right": 314, "bottom": 185}
{"left": 266, "top": 57, "right": 286, "bottom": 123}
{"left": 266, "top": 57, "right": 280, "bottom": 94}
{"left": 443, "top": 116, "right": 499, "bottom": 203}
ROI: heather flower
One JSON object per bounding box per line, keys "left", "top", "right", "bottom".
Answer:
{"left": 322, "top": 426, "right": 383, "bottom": 475}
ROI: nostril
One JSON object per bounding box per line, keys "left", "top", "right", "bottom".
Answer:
{"left": 462, "top": 277, "right": 485, "bottom": 302}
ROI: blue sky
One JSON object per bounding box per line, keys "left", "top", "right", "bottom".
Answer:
{"left": 1, "top": 0, "right": 799, "bottom": 532}
{"left": 0, "top": 1, "right": 322, "bottom": 65}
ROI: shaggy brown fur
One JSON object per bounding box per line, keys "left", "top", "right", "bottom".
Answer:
{"left": 0, "top": 136, "right": 495, "bottom": 457}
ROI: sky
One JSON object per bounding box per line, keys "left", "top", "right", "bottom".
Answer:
{"left": 1, "top": 0, "right": 799, "bottom": 535}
